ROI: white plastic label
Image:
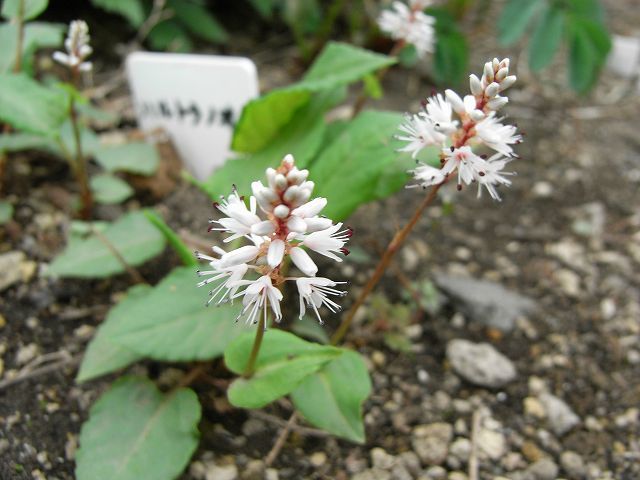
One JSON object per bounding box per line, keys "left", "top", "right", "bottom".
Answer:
{"left": 126, "top": 52, "right": 258, "bottom": 180}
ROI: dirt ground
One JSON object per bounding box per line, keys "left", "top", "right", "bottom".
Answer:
{"left": 1, "top": 1, "right": 639, "bottom": 479}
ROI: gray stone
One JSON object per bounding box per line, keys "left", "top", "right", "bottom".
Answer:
{"left": 560, "top": 451, "right": 586, "bottom": 479}
{"left": 398, "top": 451, "right": 421, "bottom": 476}
{"left": 371, "top": 447, "right": 396, "bottom": 470}
{"left": 433, "top": 273, "right": 536, "bottom": 332}
{"left": 0, "top": 251, "right": 36, "bottom": 291}
{"left": 353, "top": 469, "right": 391, "bottom": 480}
{"left": 526, "top": 458, "right": 559, "bottom": 480}
{"left": 241, "top": 460, "right": 265, "bottom": 480}
{"left": 449, "top": 438, "right": 471, "bottom": 463}
{"left": 412, "top": 422, "right": 453, "bottom": 465}
{"left": 391, "top": 464, "right": 413, "bottom": 480}
{"left": 446, "top": 339, "right": 517, "bottom": 388}
{"left": 539, "top": 393, "right": 580, "bottom": 436}
{"left": 205, "top": 464, "right": 238, "bottom": 480}
{"left": 424, "top": 465, "right": 447, "bottom": 479}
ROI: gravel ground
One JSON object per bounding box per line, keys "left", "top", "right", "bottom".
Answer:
{"left": 1, "top": 1, "right": 639, "bottom": 479}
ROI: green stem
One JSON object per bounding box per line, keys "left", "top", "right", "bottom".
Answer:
{"left": 12, "top": 0, "right": 25, "bottom": 73}
{"left": 243, "top": 315, "right": 266, "bottom": 378}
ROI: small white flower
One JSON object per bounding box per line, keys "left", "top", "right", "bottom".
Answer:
{"left": 378, "top": 1, "right": 436, "bottom": 58}
{"left": 53, "top": 20, "right": 92, "bottom": 72}
{"left": 397, "top": 113, "right": 444, "bottom": 158}
{"left": 475, "top": 113, "right": 522, "bottom": 156}
{"left": 197, "top": 153, "right": 349, "bottom": 326}
{"left": 441, "top": 146, "right": 488, "bottom": 188}
{"left": 408, "top": 163, "right": 446, "bottom": 189}
{"left": 296, "top": 277, "right": 347, "bottom": 324}
{"left": 476, "top": 154, "right": 515, "bottom": 201}
{"left": 445, "top": 90, "right": 485, "bottom": 121}
{"left": 424, "top": 94, "right": 458, "bottom": 134}
{"left": 233, "top": 275, "right": 283, "bottom": 325}
{"left": 209, "top": 193, "right": 262, "bottom": 242}
{"left": 196, "top": 258, "right": 248, "bottom": 306}
{"left": 302, "top": 223, "right": 352, "bottom": 262}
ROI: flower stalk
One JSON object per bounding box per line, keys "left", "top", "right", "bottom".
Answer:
{"left": 12, "top": 0, "right": 25, "bottom": 73}
{"left": 242, "top": 315, "right": 266, "bottom": 378}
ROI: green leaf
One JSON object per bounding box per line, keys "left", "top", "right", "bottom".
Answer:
{"left": 528, "top": 5, "right": 564, "bottom": 72}
{"left": 94, "top": 142, "right": 160, "bottom": 176}
{"left": 0, "top": 201, "right": 13, "bottom": 225}
{"left": 90, "top": 0, "right": 145, "bottom": 27}
{"left": 290, "top": 315, "right": 331, "bottom": 344}
{"left": 91, "top": 173, "right": 134, "bottom": 205}
{"left": 225, "top": 330, "right": 341, "bottom": 409}
{"left": 168, "top": 0, "right": 228, "bottom": 44}
{"left": 312, "top": 111, "right": 423, "bottom": 221}
{"left": 568, "top": 0, "right": 605, "bottom": 21}
{"left": 0, "top": 73, "right": 68, "bottom": 136}
{"left": 76, "top": 377, "right": 200, "bottom": 480}
{"left": 200, "top": 88, "right": 343, "bottom": 200}
{"left": 143, "top": 210, "right": 197, "bottom": 267}
{"left": 109, "top": 267, "right": 252, "bottom": 362}
{"left": 433, "top": 29, "right": 468, "bottom": 85}
{"left": 567, "top": 18, "right": 610, "bottom": 93}
{"left": 147, "top": 20, "right": 194, "bottom": 52}
{"left": 398, "top": 43, "right": 418, "bottom": 67}
{"left": 249, "top": 0, "right": 275, "bottom": 17}
{"left": 302, "top": 41, "right": 396, "bottom": 89}
{"left": 47, "top": 211, "right": 165, "bottom": 278}
{"left": 76, "top": 284, "right": 151, "bottom": 383}
{"left": 1, "top": 0, "right": 48, "bottom": 20}
{"left": 0, "top": 22, "right": 64, "bottom": 74}
{"left": 498, "top": 0, "right": 542, "bottom": 46}
{"left": 0, "top": 132, "right": 52, "bottom": 152}
{"left": 231, "top": 90, "right": 312, "bottom": 154}
{"left": 291, "top": 350, "right": 371, "bottom": 443}
{"left": 231, "top": 42, "right": 395, "bottom": 153}
{"left": 362, "top": 73, "right": 383, "bottom": 100}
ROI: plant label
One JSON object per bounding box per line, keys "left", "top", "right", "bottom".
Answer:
{"left": 126, "top": 52, "right": 258, "bottom": 180}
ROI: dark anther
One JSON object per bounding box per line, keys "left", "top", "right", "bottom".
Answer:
{"left": 340, "top": 247, "right": 351, "bottom": 256}
{"left": 450, "top": 146, "right": 455, "bottom": 152}
{"left": 457, "top": 184, "right": 462, "bottom": 191}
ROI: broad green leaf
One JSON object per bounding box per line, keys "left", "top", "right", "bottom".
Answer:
{"left": 0, "top": 132, "right": 52, "bottom": 152}
{"left": 230, "top": 90, "right": 312, "bottom": 154}
{"left": 225, "top": 330, "right": 341, "bottom": 408}
{"left": 47, "top": 211, "right": 165, "bottom": 278}
{"left": 0, "top": 201, "right": 13, "bottom": 225}
{"left": 94, "top": 142, "right": 160, "bottom": 176}
{"left": 528, "top": 5, "right": 564, "bottom": 72}
{"left": 76, "top": 284, "right": 151, "bottom": 383}
{"left": 168, "top": 0, "right": 228, "bottom": 44}
{"left": 283, "top": 0, "right": 322, "bottom": 35}
{"left": 433, "top": 29, "right": 468, "bottom": 86}
{"left": 143, "top": 210, "right": 197, "bottom": 267}
{"left": 200, "top": 88, "right": 343, "bottom": 200}
{"left": 109, "top": 267, "right": 252, "bottom": 362}
{"left": 90, "top": 0, "right": 145, "bottom": 27}
{"left": 231, "top": 42, "right": 395, "bottom": 153}
{"left": 363, "top": 73, "right": 383, "bottom": 100}
{"left": 398, "top": 44, "right": 418, "bottom": 67}
{"left": 75, "top": 102, "right": 120, "bottom": 126}
{"left": 301, "top": 41, "right": 396, "bottom": 89}
{"left": 91, "top": 173, "right": 134, "bottom": 204}
{"left": 312, "top": 111, "right": 421, "bottom": 221}
{"left": 0, "top": 73, "right": 68, "bottom": 135}
{"left": 0, "top": 22, "right": 64, "bottom": 73}
{"left": 569, "top": 25, "right": 594, "bottom": 93}
{"left": 498, "top": 0, "right": 542, "bottom": 46}
{"left": 568, "top": 0, "right": 605, "bottom": 21}
{"left": 291, "top": 350, "right": 371, "bottom": 443}
{"left": 147, "top": 20, "right": 193, "bottom": 52}
{"left": 290, "top": 315, "right": 330, "bottom": 344}
{"left": 249, "top": 0, "right": 274, "bottom": 17}
{"left": 1, "top": 0, "right": 48, "bottom": 20}
{"left": 76, "top": 377, "right": 200, "bottom": 480}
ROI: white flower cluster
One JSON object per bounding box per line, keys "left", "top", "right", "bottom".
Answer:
{"left": 196, "top": 154, "right": 350, "bottom": 326}
{"left": 53, "top": 20, "right": 93, "bottom": 72}
{"left": 378, "top": 0, "right": 435, "bottom": 58}
{"left": 397, "top": 58, "right": 521, "bottom": 200}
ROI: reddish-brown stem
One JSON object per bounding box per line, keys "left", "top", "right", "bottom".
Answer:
{"left": 12, "top": 0, "right": 25, "bottom": 73}
{"left": 330, "top": 182, "right": 442, "bottom": 345}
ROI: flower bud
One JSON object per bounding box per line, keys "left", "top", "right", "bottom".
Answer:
{"left": 469, "top": 74, "right": 483, "bottom": 96}
{"left": 496, "top": 67, "right": 508, "bottom": 82}
{"left": 485, "top": 82, "right": 500, "bottom": 98}
{"left": 483, "top": 62, "right": 494, "bottom": 83}
{"left": 273, "top": 204, "right": 290, "bottom": 219}
{"left": 487, "top": 96, "right": 509, "bottom": 110}
{"left": 499, "top": 75, "right": 517, "bottom": 91}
